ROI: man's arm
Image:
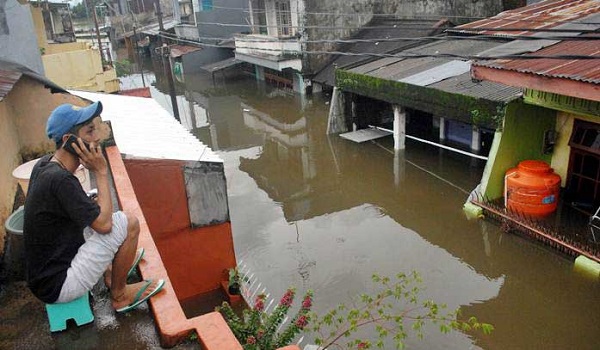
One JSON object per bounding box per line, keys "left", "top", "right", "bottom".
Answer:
{"left": 75, "top": 138, "right": 113, "bottom": 233}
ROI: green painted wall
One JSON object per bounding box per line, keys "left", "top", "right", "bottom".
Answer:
{"left": 480, "top": 101, "right": 556, "bottom": 200}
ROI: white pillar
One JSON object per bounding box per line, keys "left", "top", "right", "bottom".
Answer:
{"left": 394, "top": 149, "right": 405, "bottom": 187}
{"left": 255, "top": 66, "right": 265, "bottom": 81}
{"left": 393, "top": 105, "right": 406, "bottom": 150}
{"left": 351, "top": 99, "right": 357, "bottom": 131}
{"left": 439, "top": 117, "right": 446, "bottom": 141}
{"left": 327, "top": 87, "right": 348, "bottom": 135}
{"left": 471, "top": 125, "right": 481, "bottom": 152}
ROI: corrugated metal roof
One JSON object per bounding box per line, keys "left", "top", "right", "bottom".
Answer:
{"left": 0, "top": 69, "right": 22, "bottom": 102}
{"left": 473, "top": 35, "right": 600, "bottom": 84}
{"left": 170, "top": 45, "right": 202, "bottom": 58}
{"left": 313, "top": 18, "right": 447, "bottom": 86}
{"left": 68, "top": 90, "right": 222, "bottom": 163}
{"left": 200, "top": 57, "right": 241, "bottom": 73}
{"left": 450, "top": 0, "right": 600, "bottom": 36}
{"left": 0, "top": 59, "right": 66, "bottom": 101}
{"left": 398, "top": 60, "right": 471, "bottom": 86}
{"left": 430, "top": 72, "right": 522, "bottom": 101}
{"left": 346, "top": 39, "right": 522, "bottom": 102}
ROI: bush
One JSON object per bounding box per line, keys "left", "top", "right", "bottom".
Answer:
{"left": 218, "top": 288, "right": 313, "bottom": 350}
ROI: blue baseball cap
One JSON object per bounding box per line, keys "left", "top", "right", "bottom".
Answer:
{"left": 46, "top": 102, "right": 103, "bottom": 143}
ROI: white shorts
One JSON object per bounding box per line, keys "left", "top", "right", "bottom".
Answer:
{"left": 56, "top": 211, "right": 128, "bottom": 303}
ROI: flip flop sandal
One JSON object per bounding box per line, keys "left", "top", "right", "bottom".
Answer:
{"left": 116, "top": 279, "right": 165, "bottom": 313}
{"left": 127, "top": 247, "right": 145, "bottom": 278}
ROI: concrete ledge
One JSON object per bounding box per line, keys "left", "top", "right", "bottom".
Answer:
{"left": 106, "top": 146, "right": 241, "bottom": 348}
{"left": 106, "top": 146, "right": 301, "bottom": 350}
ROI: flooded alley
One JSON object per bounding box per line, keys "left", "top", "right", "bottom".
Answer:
{"left": 124, "top": 70, "right": 600, "bottom": 350}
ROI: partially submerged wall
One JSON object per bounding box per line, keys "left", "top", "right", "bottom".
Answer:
{"left": 479, "top": 101, "right": 556, "bottom": 200}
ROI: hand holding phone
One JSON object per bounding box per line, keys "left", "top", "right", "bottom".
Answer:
{"left": 63, "top": 134, "right": 91, "bottom": 156}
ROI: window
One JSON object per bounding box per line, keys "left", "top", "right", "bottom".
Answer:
{"left": 275, "top": 0, "right": 292, "bottom": 37}
{"left": 201, "top": 0, "right": 212, "bottom": 11}
{"left": 567, "top": 120, "right": 600, "bottom": 211}
{"left": 179, "top": 0, "right": 194, "bottom": 24}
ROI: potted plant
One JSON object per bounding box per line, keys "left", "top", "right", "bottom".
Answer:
{"left": 226, "top": 267, "right": 247, "bottom": 295}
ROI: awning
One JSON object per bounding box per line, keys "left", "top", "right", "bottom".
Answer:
{"left": 200, "top": 57, "right": 241, "bottom": 73}
{"left": 170, "top": 45, "right": 202, "bottom": 58}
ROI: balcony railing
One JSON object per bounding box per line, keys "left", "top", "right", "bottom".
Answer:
{"left": 234, "top": 34, "right": 301, "bottom": 57}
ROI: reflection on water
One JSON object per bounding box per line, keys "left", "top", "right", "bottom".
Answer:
{"left": 145, "top": 72, "right": 599, "bottom": 350}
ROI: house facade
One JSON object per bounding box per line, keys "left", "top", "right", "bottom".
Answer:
{"left": 234, "top": 0, "right": 524, "bottom": 94}
{"left": 0, "top": 0, "right": 44, "bottom": 74}
{"left": 30, "top": 0, "right": 120, "bottom": 93}
{"left": 170, "top": 0, "right": 248, "bottom": 74}
{"left": 460, "top": 0, "right": 600, "bottom": 216}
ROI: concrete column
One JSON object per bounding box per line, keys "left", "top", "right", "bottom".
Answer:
{"left": 351, "top": 97, "right": 357, "bottom": 131}
{"left": 326, "top": 87, "right": 348, "bottom": 135}
{"left": 439, "top": 117, "right": 446, "bottom": 141}
{"left": 471, "top": 125, "right": 481, "bottom": 152}
{"left": 394, "top": 149, "right": 405, "bottom": 187}
{"left": 293, "top": 72, "right": 305, "bottom": 94}
{"left": 393, "top": 105, "right": 406, "bottom": 150}
{"left": 255, "top": 65, "right": 265, "bottom": 81}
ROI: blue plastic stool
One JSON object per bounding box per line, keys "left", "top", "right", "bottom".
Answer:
{"left": 45, "top": 293, "right": 94, "bottom": 332}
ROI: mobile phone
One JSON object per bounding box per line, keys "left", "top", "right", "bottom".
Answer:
{"left": 63, "top": 134, "right": 91, "bottom": 156}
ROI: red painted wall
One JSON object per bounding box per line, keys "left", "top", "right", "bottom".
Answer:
{"left": 125, "top": 159, "right": 236, "bottom": 301}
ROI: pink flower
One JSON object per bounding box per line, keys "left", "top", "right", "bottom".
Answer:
{"left": 279, "top": 289, "right": 295, "bottom": 307}
{"left": 246, "top": 336, "right": 256, "bottom": 344}
{"left": 295, "top": 315, "right": 308, "bottom": 329}
{"left": 302, "top": 295, "right": 312, "bottom": 309}
{"left": 254, "top": 294, "right": 266, "bottom": 311}
{"left": 257, "top": 329, "right": 265, "bottom": 339}
{"left": 358, "top": 342, "right": 367, "bottom": 349}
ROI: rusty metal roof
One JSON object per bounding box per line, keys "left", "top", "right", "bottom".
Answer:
{"left": 450, "top": 0, "right": 600, "bottom": 37}
{"left": 0, "top": 69, "right": 22, "bottom": 102}
{"left": 0, "top": 59, "right": 66, "bottom": 102}
{"left": 169, "top": 44, "right": 202, "bottom": 58}
{"left": 473, "top": 35, "right": 600, "bottom": 84}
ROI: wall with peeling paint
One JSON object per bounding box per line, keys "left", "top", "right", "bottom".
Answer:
{"left": 0, "top": 77, "right": 82, "bottom": 255}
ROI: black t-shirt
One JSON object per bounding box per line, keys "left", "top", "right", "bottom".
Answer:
{"left": 23, "top": 154, "right": 100, "bottom": 303}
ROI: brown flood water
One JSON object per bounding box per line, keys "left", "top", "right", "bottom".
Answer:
{"left": 132, "top": 72, "right": 599, "bottom": 349}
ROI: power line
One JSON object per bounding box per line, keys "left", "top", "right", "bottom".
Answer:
{"left": 193, "top": 20, "right": 600, "bottom": 33}
{"left": 175, "top": 33, "right": 600, "bottom": 44}
{"left": 158, "top": 32, "right": 600, "bottom": 61}
{"left": 199, "top": 4, "right": 600, "bottom": 26}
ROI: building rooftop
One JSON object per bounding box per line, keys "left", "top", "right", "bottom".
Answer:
{"left": 69, "top": 90, "right": 222, "bottom": 163}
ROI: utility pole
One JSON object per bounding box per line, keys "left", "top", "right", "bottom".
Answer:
{"left": 132, "top": 25, "right": 146, "bottom": 87}
{"left": 155, "top": 0, "right": 180, "bottom": 121}
{"left": 88, "top": 0, "right": 104, "bottom": 64}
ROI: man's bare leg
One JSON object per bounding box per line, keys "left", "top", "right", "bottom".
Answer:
{"left": 109, "top": 212, "right": 160, "bottom": 309}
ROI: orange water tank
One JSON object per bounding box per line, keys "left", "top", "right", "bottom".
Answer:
{"left": 505, "top": 160, "right": 561, "bottom": 217}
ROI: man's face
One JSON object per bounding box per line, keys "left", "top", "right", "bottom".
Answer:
{"left": 75, "top": 117, "right": 101, "bottom": 144}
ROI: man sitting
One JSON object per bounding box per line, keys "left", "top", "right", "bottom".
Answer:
{"left": 23, "top": 102, "right": 164, "bottom": 313}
